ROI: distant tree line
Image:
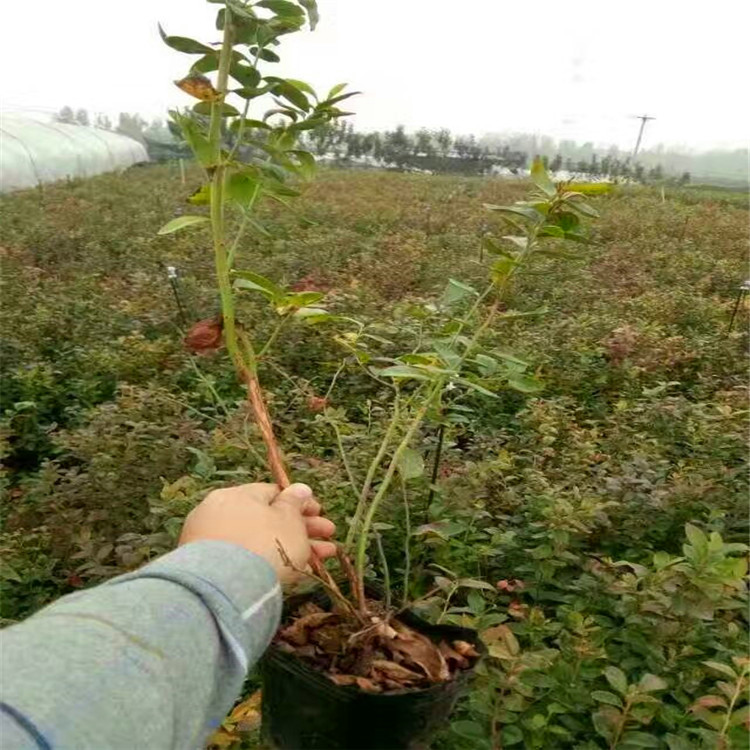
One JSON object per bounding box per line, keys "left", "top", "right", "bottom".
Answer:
{"left": 54, "top": 106, "right": 746, "bottom": 187}
{"left": 298, "top": 122, "right": 688, "bottom": 183}
{"left": 55, "top": 106, "right": 178, "bottom": 160}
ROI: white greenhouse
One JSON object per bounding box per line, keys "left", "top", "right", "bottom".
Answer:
{"left": 0, "top": 113, "right": 148, "bottom": 193}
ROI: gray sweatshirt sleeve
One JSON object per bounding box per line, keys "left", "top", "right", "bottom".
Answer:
{"left": 0, "top": 540, "right": 282, "bottom": 750}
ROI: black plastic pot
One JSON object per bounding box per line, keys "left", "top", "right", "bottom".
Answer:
{"left": 260, "top": 590, "right": 485, "bottom": 750}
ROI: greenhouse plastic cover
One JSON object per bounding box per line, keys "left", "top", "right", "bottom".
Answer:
{"left": 0, "top": 113, "right": 148, "bottom": 193}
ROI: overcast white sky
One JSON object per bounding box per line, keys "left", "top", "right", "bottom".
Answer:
{"left": 2, "top": 0, "right": 748, "bottom": 151}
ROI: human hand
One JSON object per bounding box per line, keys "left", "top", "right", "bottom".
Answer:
{"left": 178, "top": 483, "right": 336, "bottom": 584}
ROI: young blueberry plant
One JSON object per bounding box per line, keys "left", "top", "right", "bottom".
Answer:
{"left": 157, "top": 0, "right": 355, "bottom": 487}
{"left": 340, "top": 158, "right": 602, "bottom": 602}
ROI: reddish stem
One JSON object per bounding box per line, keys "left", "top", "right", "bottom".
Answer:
{"left": 244, "top": 372, "right": 290, "bottom": 488}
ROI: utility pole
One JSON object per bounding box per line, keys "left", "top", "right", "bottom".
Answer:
{"left": 631, "top": 114, "right": 655, "bottom": 161}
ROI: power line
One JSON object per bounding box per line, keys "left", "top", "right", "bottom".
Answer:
{"left": 631, "top": 114, "right": 656, "bottom": 161}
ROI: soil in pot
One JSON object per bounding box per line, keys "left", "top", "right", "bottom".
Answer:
{"left": 261, "top": 591, "right": 484, "bottom": 750}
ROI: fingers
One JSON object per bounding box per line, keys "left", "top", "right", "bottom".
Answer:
{"left": 302, "top": 498, "right": 322, "bottom": 517}
{"left": 305, "top": 515, "right": 336, "bottom": 540}
{"left": 311, "top": 540, "right": 337, "bottom": 560}
{"left": 272, "top": 483, "right": 313, "bottom": 512}
{"left": 236, "top": 483, "right": 279, "bottom": 506}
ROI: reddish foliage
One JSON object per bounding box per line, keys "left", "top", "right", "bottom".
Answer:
{"left": 184, "top": 317, "right": 223, "bottom": 355}
{"left": 306, "top": 394, "right": 330, "bottom": 412}
{"left": 290, "top": 273, "right": 331, "bottom": 293}
{"left": 496, "top": 579, "right": 526, "bottom": 593}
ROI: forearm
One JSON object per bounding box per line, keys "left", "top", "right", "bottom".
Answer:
{"left": 0, "top": 541, "right": 281, "bottom": 750}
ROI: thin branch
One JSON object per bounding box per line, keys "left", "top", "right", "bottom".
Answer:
{"left": 374, "top": 531, "right": 392, "bottom": 612}
{"left": 275, "top": 540, "right": 364, "bottom": 624}
{"left": 330, "top": 419, "right": 362, "bottom": 498}
{"left": 344, "top": 390, "right": 401, "bottom": 549}
{"left": 257, "top": 313, "right": 292, "bottom": 359}
{"left": 324, "top": 361, "right": 346, "bottom": 400}
{"left": 401, "top": 475, "right": 411, "bottom": 609}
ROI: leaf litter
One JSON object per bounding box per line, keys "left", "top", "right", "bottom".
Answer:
{"left": 275, "top": 599, "right": 479, "bottom": 693}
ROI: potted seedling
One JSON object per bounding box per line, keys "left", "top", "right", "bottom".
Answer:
{"left": 260, "top": 161, "right": 601, "bottom": 749}
{"left": 158, "top": 3, "right": 601, "bottom": 748}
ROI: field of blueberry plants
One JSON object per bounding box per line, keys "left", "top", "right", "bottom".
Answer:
{"left": 0, "top": 164, "right": 747, "bottom": 748}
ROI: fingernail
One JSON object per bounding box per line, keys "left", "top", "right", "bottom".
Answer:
{"left": 286, "top": 483, "right": 312, "bottom": 501}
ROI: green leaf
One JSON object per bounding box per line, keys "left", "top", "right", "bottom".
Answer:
{"left": 158, "top": 25, "right": 213, "bottom": 54}
{"left": 285, "top": 78, "right": 317, "bottom": 97}
{"left": 457, "top": 377, "right": 498, "bottom": 399}
{"left": 276, "top": 291, "right": 325, "bottom": 313}
{"left": 691, "top": 707, "right": 725, "bottom": 730}
{"left": 457, "top": 577, "right": 496, "bottom": 591}
{"left": 452, "top": 720, "right": 487, "bottom": 741}
{"left": 520, "top": 671, "right": 557, "bottom": 689}
{"left": 226, "top": 173, "right": 260, "bottom": 205}
{"left": 620, "top": 731, "right": 662, "bottom": 748}
{"left": 299, "top": 0, "right": 320, "bottom": 29}
{"left": 279, "top": 82, "right": 310, "bottom": 111}
{"left": 172, "top": 112, "right": 213, "bottom": 166}
{"left": 433, "top": 341, "right": 461, "bottom": 370}
{"left": 701, "top": 661, "right": 737, "bottom": 679}
{"left": 193, "top": 101, "right": 240, "bottom": 117}
{"left": 484, "top": 203, "right": 543, "bottom": 222}
{"left": 665, "top": 734, "right": 695, "bottom": 750}
{"left": 288, "top": 149, "right": 316, "bottom": 179}
{"left": 320, "top": 91, "right": 360, "bottom": 107}
{"left": 490, "top": 256, "right": 517, "bottom": 283}
{"left": 531, "top": 157, "right": 556, "bottom": 197}
{"left": 494, "top": 349, "right": 529, "bottom": 366}
{"left": 245, "top": 215, "right": 272, "bottom": 237}
{"left": 326, "top": 82, "right": 348, "bottom": 99}
{"left": 187, "top": 183, "right": 211, "bottom": 205}
{"left": 526, "top": 714, "right": 547, "bottom": 731}
{"left": 604, "top": 666, "right": 629, "bottom": 696}
{"left": 230, "top": 118, "right": 272, "bottom": 133}
{"left": 482, "top": 236, "right": 516, "bottom": 257}
{"left": 567, "top": 196, "right": 599, "bottom": 218}
{"left": 397, "top": 446, "right": 424, "bottom": 480}
{"left": 376, "top": 365, "right": 433, "bottom": 381}
{"left": 475, "top": 354, "right": 499, "bottom": 376}
{"left": 638, "top": 674, "right": 668, "bottom": 692}
{"left": 552, "top": 210, "right": 580, "bottom": 232}
{"left": 593, "top": 707, "right": 621, "bottom": 742}
{"left": 157, "top": 215, "right": 209, "bottom": 235}
{"left": 233, "top": 270, "right": 283, "bottom": 300}
{"left": 293, "top": 307, "right": 331, "bottom": 324}
{"left": 538, "top": 225, "right": 565, "bottom": 238}
{"left": 230, "top": 62, "right": 261, "bottom": 88}
{"left": 440, "top": 278, "right": 478, "bottom": 308}
{"left": 506, "top": 374, "right": 543, "bottom": 394}
{"left": 591, "top": 691, "right": 623, "bottom": 707}
{"left": 257, "top": 0, "right": 304, "bottom": 16}
{"left": 685, "top": 523, "right": 707, "bottom": 551}
{"left": 251, "top": 46, "right": 281, "bottom": 63}
{"left": 191, "top": 54, "right": 219, "bottom": 73}
{"left": 500, "top": 725, "right": 524, "bottom": 746}
{"left": 730, "top": 705, "right": 749, "bottom": 727}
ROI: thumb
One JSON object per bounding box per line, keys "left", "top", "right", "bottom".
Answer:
{"left": 272, "top": 483, "right": 313, "bottom": 514}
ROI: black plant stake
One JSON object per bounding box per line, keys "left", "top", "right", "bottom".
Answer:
{"left": 728, "top": 281, "right": 750, "bottom": 333}
{"left": 165, "top": 264, "right": 189, "bottom": 328}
